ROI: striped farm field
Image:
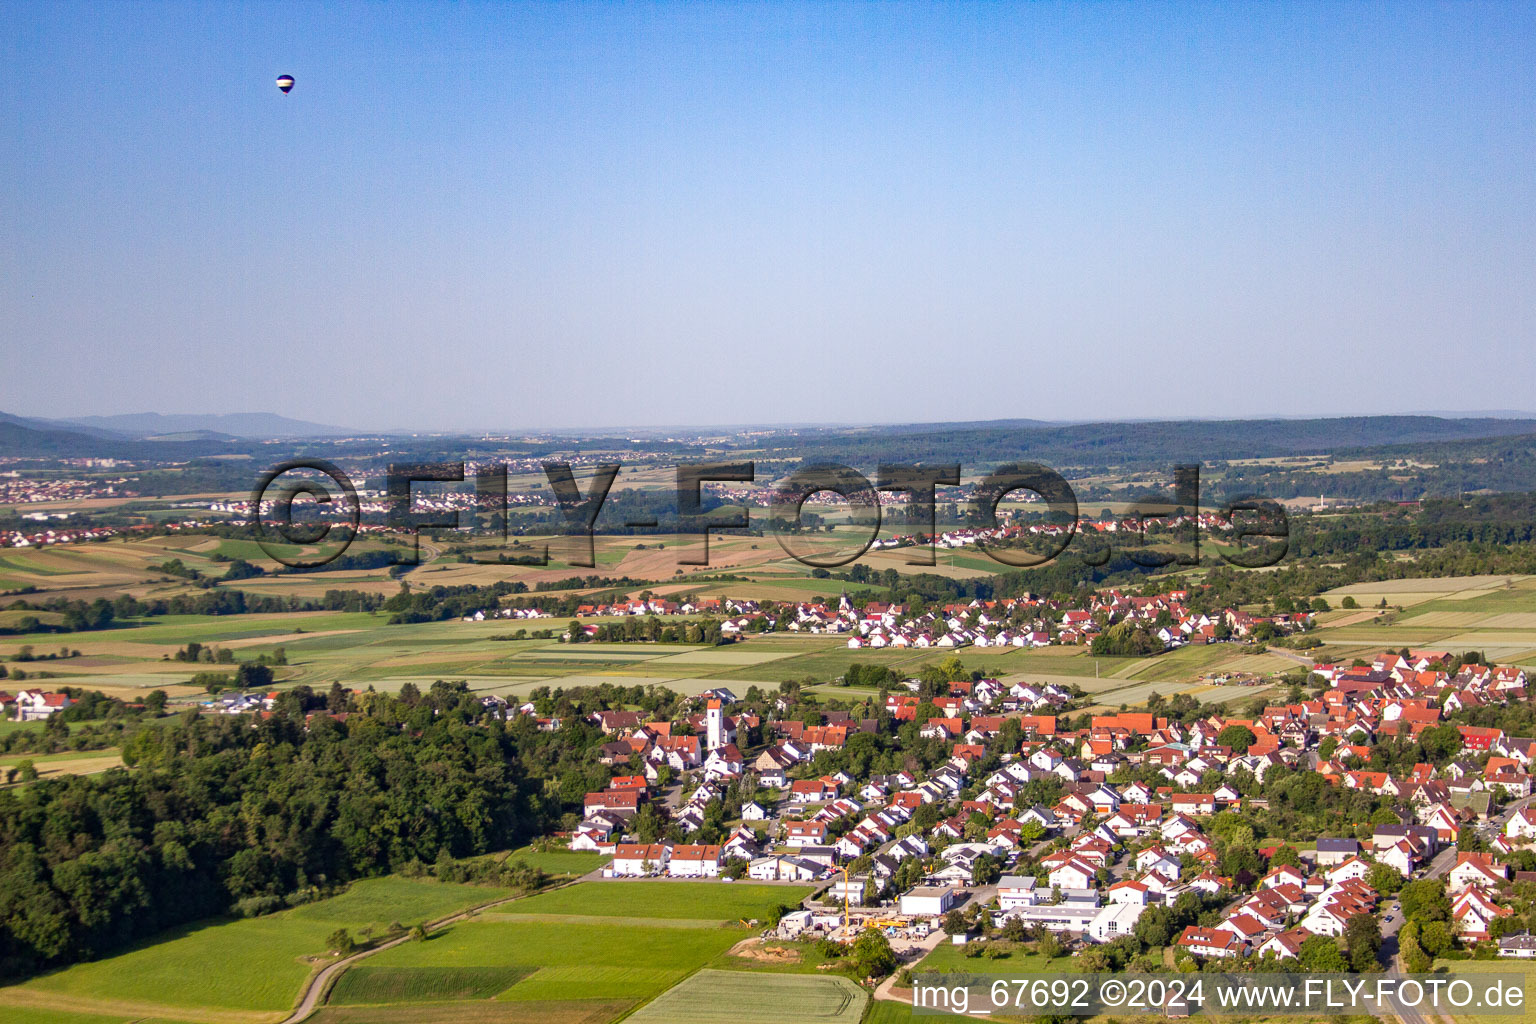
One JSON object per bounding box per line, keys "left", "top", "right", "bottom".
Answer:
{"left": 321, "top": 880, "right": 819, "bottom": 1021}
{"left": 1403, "top": 611, "right": 1536, "bottom": 629}
{"left": 356, "top": 918, "right": 742, "bottom": 1007}
{"left": 498, "top": 964, "right": 686, "bottom": 1001}
{"left": 329, "top": 966, "right": 531, "bottom": 1004}
{"left": 624, "top": 969, "right": 866, "bottom": 1024}
{"left": 649, "top": 648, "right": 797, "bottom": 665}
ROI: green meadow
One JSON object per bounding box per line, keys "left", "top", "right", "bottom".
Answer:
{"left": 493, "top": 880, "right": 811, "bottom": 922}
{"left": 1, "top": 876, "right": 514, "bottom": 1022}
{"left": 498, "top": 843, "right": 608, "bottom": 877}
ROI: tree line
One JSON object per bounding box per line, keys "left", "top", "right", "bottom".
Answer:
{"left": 0, "top": 682, "right": 560, "bottom": 977}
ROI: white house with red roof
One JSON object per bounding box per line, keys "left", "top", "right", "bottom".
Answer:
{"left": 1106, "top": 878, "right": 1151, "bottom": 905}
{"left": 1046, "top": 856, "right": 1098, "bottom": 891}
{"left": 667, "top": 844, "right": 722, "bottom": 878}
{"left": 1507, "top": 807, "right": 1536, "bottom": 841}
{"left": 13, "top": 689, "right": 70, "bottom": 721}
{"left": 1325, "top": 856, "right": 1372, "bottom": 885}
{"left": 1454, "top": 886, "right": 1513, "bottom": 942}
{"left": 1177, "top": 926, "right": 1243, "bottom": 958}
{"left": 1258, "top": 927, "right": 1312, "bottom": 960}
{"left": 785, "top": 820, "right": 829, "bottom": 847}
{"left": 1136, "top": 845, "right": 1183, "bottom": 881}
{"left": 1449, "top": 853, "right": 1509, "bottom": 894}
{"left": 1259, "top": 864, "right": 1306, "bottom": 890}
{"left": 611, "top": 843, "right": 669, "bottom": 876}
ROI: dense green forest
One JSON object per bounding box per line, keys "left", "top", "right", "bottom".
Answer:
{"left": 0, "top": 682, "right": 599, "bottom": 974}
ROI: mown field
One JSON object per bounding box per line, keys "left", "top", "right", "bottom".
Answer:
{"left": 0, "top": 748, "right": 123, "bottom": 785}
{"left": 623, "top": 969, "right": 867, "bottom": 1024}
{"left": 0, "top": 876, "right": 515, "bottom": 1023}
{"left": 493, "top": 880, "right": 808, "bottom": 922}
{"left": 326, "top": 880, "right": 815, "bottom": 1024}
{"left": 496, "top": 843, "right": 608, "bottom": 877}
{"left": 355, "top": 922, "right": 707, "bottom": 1012}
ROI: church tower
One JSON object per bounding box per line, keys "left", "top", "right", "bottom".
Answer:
{"left": 706, "top": 698, "right": 723, "bottom": 751}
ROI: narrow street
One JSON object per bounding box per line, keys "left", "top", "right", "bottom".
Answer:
{"left": 1382, "top": 792, "right": 1536, "bottom": 1024}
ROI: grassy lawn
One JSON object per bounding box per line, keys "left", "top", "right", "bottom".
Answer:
{"left": 493, "top": 880, "right": 810, "bottom": 921}
{"left": 285, "top": 876, "right": 514, "bottom": 929}
{"left": 499, "top": 843, "right": 607, "bottom": 877}
{"left": 1123, "top": 643, "right": 1244, "bottom": 681}
{"left": 912, "top": 942, "right": 1067, "bottom": 975}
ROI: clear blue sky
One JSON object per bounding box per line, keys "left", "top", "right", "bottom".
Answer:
{"left": 3, "top": 2, "right": 1533, "bottom": 430}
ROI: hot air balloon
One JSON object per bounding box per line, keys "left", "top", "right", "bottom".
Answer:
{"left": 276, "top": 75, "right": 295, "bottom": 94}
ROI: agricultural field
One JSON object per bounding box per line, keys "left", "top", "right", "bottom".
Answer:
{"left": 334, "top": 879, "right": 807, "bottom": 1024}
{"left": 1427, "top": 959, "right": 1536, "bottom": 1024}
{"left": 0, "top": 534, "right": 371, "bottom": 604}
{"left": 0, "top": 526, "right": 1331, "bottom": 709}
{"left": 0, "top": 876, "right": 515, "bottom": 1024}
{"left": 624, "top": 968, "right": 867, "bottom": 1024}
{"left": 0, "top": 603, "right": 1306, "bottom": 713}
{"left": 0, "top": 748, "right": 122, "bottom": 784}
{"left": 1314, "top": 574, "right": 1536, "bottom": 667}
{"left": 284, "top": 1000, "right": 629, "bottom": 1024}
{"left": 18, "top": 538, "right": 1536, "bottom": 736}
{"left": 0, "top": 523, "right": 1036, "bottom": 610}
{"left": 329, "top": 965, "right": 531, "bottom": 1004}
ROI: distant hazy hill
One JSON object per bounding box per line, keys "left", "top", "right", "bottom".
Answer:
{"left": 0, "top": 411, "right": 128, "bottom": 440}
{"left": 0, "top": 418, "right": 112, "bottom": 455}
{"left": 62, "top": 412, "right": 355, "bottom": 439}
{"left": 788, "top": 415, "right": 1536, "bottom": 469}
